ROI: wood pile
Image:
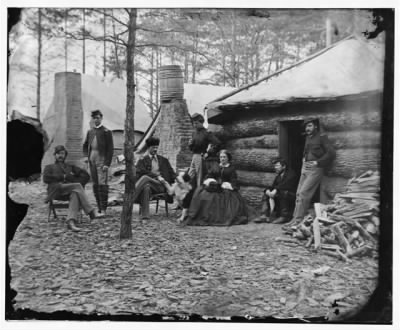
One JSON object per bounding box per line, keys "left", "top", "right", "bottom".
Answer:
{"left": 282, "top": 170, "right": 380, "bottom": 261}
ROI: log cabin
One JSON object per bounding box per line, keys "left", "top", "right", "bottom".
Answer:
{"left": 206, "top": 36, "right": 384, "bottom": 206}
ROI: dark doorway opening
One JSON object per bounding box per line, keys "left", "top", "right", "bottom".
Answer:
{"left": 279, "top": 120, "right": 305, "bottom": 180}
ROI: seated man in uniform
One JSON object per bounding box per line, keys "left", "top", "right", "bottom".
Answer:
{"left": 256, "top": 158, "right": 298, "bottom": 224}
{"left": 134, "top": 137, "right": 176, "bottom": 219}
{"left": 43, "top": 145, "right": 100, "bottom": 232}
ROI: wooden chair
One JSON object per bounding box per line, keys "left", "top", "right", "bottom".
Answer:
{"left": 139, "top": 192, "right": 170, "bottom": 217}
{"left": 47, "top": 196, "right": 83, "bottom": 222}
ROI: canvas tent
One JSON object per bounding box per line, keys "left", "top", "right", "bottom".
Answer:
{"left": 206, "top": 36, "right": 384, "bottom": 205}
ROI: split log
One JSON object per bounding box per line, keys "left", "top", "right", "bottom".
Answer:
{"left": 313, "top": 217, "right": 321, "bottom": 249}
{"left": 305, "top": 236, "right": 314, "bottom": 248}
{"left": 316, "top": 217, "right": 336, "bottom": 225}
{"left": 320, "top": 244, "right": 342, "bottom": 252}
{"left": 236, "top": 170, "right": 276, "bottom": 188}
{"left": 332, "top": 223, "right": 353, "bottom": 255}
{"left": 347, "top": 245, "right": 373, "bottom": 258}
{"left": 350, "top": 212, "right": 374, "bottom": 219}
{"left": 275, "top": 237, "right": 301, "bottom": 244}
{"left": 338, "top": 192, "right": 378, "bottom": 199}
{"left": 353, "top": 221, "right": 377, "bottom": 243}
{"left": 226, "top": 134, "right": 279, "bottom": 150}
{"left": 299, "top": 224, "right": 312, "bottom": 238}
{"left": 231, "top": 148, "right": 279, "bottom": 172}
{"left": 323, "top": 250, "right": 351, "bottom": 263}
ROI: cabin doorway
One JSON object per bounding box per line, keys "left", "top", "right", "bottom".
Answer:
{"left": 278, "top": 120, "right": 320, "bottom": 203}
{"left": 279, "top": 120, "right": 305, "bottom": 179}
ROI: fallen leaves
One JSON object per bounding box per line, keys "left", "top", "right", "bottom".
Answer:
{"left": 7, "top": 181, "right": 379, "bottom": 318}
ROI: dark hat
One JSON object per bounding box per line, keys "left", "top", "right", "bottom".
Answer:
{"left": 145, "top": 137, "right": 160, "bottom": 147}
{"left": 303, "top": 117, "right": 319, "bottom": 126}
{"left": 191, "top": 112, "right": 204, "bottom": 123}
{"left": 54, "top": 145, "right": 68, "bottom": 155}
{"left": 91, "top": 109, "right": 103, "bottom": 117}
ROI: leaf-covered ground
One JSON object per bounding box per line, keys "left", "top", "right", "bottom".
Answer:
{"left": 8, "top": 181, "right": 379, "bottom": 320}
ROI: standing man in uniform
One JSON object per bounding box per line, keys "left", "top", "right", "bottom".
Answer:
{"left": 188, "top": 113, "right": 221, "bottom": 188}
{"left": 284, "top": 118, "right": 335, "bottom": 229}
{"left": 83, "top": 110, "right": 114, "bottom": 216}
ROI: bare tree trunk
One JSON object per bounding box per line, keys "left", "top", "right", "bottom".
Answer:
{"left": 64, "top": 9, "right": 68, "bottom": 71}
{"left": 37, "top": 8, "right": 42, "bottom": 121}
{"left": 120, "top": 8, "right": 137, "bottom": 240}
{"left": 222, "top": 52, "right": 226, "bottom": 86}
{"left": 184, "top": 51, "right": 189, "bottom": 83}
{"left": 82, "top": 8, "right": 86, "bottom": 74}
{"left": 149, "top": 47, "right": 154, "bottom": 118}
{"left": 111, "top": 9, "right": 121, "bottom": 78}
{"left": 103, "top": 9, "right": 107, "bottom": 77}
{"left": 155, "top": 47, "right": 160, "bottom": 109}
{"left": 231, "top": 10, "right": 238, "bottom": 87}
{"left": 244, "top": 52, "right": 249, "bottom": 85}
{"left": 191, "top": 32, "right": 198, "bottom": 83}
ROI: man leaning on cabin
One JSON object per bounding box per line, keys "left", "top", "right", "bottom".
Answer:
{"left": 189, "top": 113, "right": 221, "bottom": 187}
{"left": 283, "top": 117, "right": 336, "bottom": 229}
{"left": 134, "top": 137, "right": 176, "bottom": 220}
{"left": 83, "top": 110, "right": 114, "bottom": 216}
{"left": 43, "top": 145, "right": 101, "bottom": 232}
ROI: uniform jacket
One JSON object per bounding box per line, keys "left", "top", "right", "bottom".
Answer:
{"left": 43, "top": 162, "right": 90, "bottom": 201}
{"left": 83, "top": 126, "right": 114, "bottom": 167}
{"left": 303, "top": 132, "right": 336, "bottom": 168}
{"left": 189, "top": 127, "right": 221, "bottom": 154}
{"left": 271, "top": 168, "right": 297, "bottom": 194}
{"left": 136, "top": 154, "right": 176, "bottom": 184}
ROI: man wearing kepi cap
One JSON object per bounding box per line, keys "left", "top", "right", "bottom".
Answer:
{"left": 284, "top": 117, "right": 336, "bottom": 229}
{"left": 189, "top": 112, "right": 221, "bottom": 187}
{"left": 83, "top": 109, "right": 114, "bottom": 215}
{"left": 43, "top": 145, "right": 100, "bottom": 231}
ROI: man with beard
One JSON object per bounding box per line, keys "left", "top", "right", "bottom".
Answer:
{"left": 43, "top": 145, "right": 100, "bottom": 231}
{"left": 134, "top": 137, "right": 176, "bottom": 220}
{"left": 83, "top": 110, "right": 114, "bottom": 216}
{"left": 256, "top": 158, "right": 297, "bottom": 224}
{"left": 284, "top": 118, "right": 336, "bottom": 229}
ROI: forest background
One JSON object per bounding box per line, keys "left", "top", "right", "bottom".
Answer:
{"left": 8, "top": 8, "right": 380, "bottom": 121}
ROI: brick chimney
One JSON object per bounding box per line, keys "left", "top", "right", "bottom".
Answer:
{"left": 42, "top": 72, "right": 84, "bottom": 167}
{"left": 153, "top": 99, "right": 193, "bottom": 171}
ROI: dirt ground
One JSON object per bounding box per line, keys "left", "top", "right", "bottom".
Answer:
{"left": 7, "top": 181, "right": 379, "bottom": 320}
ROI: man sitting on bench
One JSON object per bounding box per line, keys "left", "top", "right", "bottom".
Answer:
{"left": 43, "top": 145, "right": 101, "bottom": 231}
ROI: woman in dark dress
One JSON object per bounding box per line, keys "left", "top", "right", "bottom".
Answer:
{"left": 183, "top": 150, "right": 254, "bottom": 226}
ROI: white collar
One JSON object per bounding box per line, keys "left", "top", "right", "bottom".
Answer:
{"left": 220, "top": 163, "right": 230, "bottom": 168}
{"left": 94, "top": 124, "right": 103, "bottom": 129}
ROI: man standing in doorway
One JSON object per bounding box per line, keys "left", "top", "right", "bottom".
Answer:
{"left": 83, "top": 110, "right": 114, "bottom": 215}
{"left": 284, "top": 118, "right": 335, "bottom": 229}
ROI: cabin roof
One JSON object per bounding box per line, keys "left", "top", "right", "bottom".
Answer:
{"left": 207, "top": 36, "right": 384, "bottom": 123}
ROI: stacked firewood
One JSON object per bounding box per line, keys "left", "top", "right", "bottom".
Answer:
{"left": 281, "top": 170, "right": 380, "bottom": 261}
